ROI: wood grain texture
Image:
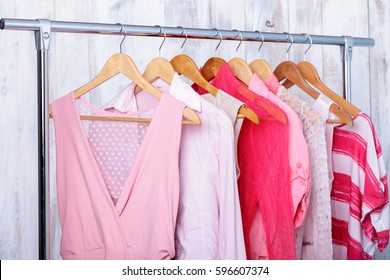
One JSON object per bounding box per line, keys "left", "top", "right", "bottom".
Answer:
{"left": 47, "top": 0, "right": 92, "bottom": 260}
{"left": 0, "top": 0, "right": 55, "bottom": 260}
{"left": 129, "top": 0, "right": 167, "bottom": 70}
{"left": 245, "top": 0, "right": 289, "bottom": 69}
{"left": 321, "top": 0, "right": 371, "bottom": 113}
{"left": 0, "top": 0, "right": 389, "bottom": 260}
{"left": 285, "top": 0, "right": 325, "bottom": 103}
{"left": 164, "top": 0, "right": 212, "bottom": 65}
{"left": 0, "top": 31, "right": 38, "bottom": 259}
{"left": 209, "top": 0, "right": 247, "bottom": 62}
{"left": 368, "top": 0, "right": 390, "bottom": 260}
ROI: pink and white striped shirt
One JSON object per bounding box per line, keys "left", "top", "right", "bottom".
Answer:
{"left": 331, "top": 112, "right": 389, "bottom": 259}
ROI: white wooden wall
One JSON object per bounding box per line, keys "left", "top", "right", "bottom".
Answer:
{"left": 0, "top": 0, "right": 389, "bottom": 260}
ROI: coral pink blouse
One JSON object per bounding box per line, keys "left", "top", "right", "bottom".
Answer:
{"left": 194, "top": 63, "right": 296, "bottom": 259}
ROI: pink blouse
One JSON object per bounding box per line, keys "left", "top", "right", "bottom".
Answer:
{"left": 194, "top": 63, "right": 296, "bottom": 260}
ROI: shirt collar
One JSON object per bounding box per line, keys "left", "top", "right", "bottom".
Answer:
{"left": 312, "top": 94, "right": 334, "bottom": 122}
{"left": 214, "top": 62, "right": 240, "bottom": 89}
{"left": 249, "top": 73, "right": 269, "bottom": 95}
{"left": 263, "top": 74, "right": 280, "bottom": 94}
{"left": 216, "top": 89, "right": 244, "bottom": 106}
{"left": 101, "top": 72, "right": 202, "bottom": 113}
{"left": 101, "top": 83, "right": 138, "bottom": 113}
{"left": 169, "top": 72, "right": 202, "bottom": 112}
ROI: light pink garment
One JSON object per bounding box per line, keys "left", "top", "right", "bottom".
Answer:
{"left": 249, "top": 74, "right": 312, "bottom": 228}
{"left": 277, "top": 90, "right": 333, "bottom": 260}
{"left": 52, "top": 92, "right": 185, "bottom": 260}
{"left": 312, "top": 95, "right": 336, "bottom": 185}
{"left": 202, "top": 90, "right": 244, "bottom": 178}
{"left": 171, "top": 78, "right": 246, "bottom": 260}
{"left": 263, "top": 74, "right": 280, "bottom": 94}
{"left": 101, "top": 74, "right": 247, "bottom": 260}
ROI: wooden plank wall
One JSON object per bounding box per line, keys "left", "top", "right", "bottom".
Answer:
{"left": 0, "top": 0, "right": 389, "bottom": 260}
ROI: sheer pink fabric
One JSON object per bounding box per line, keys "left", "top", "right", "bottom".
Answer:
{"left": 52, "top": 92, "right": 185, "bottom": 260}
{"left": 194, "top": 63, "right": 296, "bottom": 259}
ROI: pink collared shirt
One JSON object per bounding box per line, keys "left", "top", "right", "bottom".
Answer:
{"left": 263, "top": 74, "right": 280, "bottom": 94}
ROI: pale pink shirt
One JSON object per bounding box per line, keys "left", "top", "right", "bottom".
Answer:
{"left": 202, "top": 90, "right": 244, "bottom": 178}
{"left": 312, "top": 95, "right": 336, "bottom": 185}
{"left": 102, "top": 74, "right": 246, "bottom": 260}
{"left": 249, "top": 74, "right": 312, "bottom": 227}
{"left": 263, "top": 74, "right": 280, "bottom": 94}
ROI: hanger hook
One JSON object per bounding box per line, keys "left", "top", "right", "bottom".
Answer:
{"left": 283, "top": 32, "right": 293, "bottom": 61}
{"left": 232, "top": 29, "right": 243, "bottom": 52}
{"left": 302, "top": 33, "right": 312, "bottom": 61}
{"left": 254, "top": 30, "right": 265, "bottom": 59}
{"left": 213, "top": 28, "right": 223, "bottom": 52}
{"left": 155, "top": 25, "right": 166, "bottom": 56}
{"left": 117, "top": 23, "right": 126, "bottom": 53}
{"left": 177, "top": 26, "right": 188, "bottom": 53}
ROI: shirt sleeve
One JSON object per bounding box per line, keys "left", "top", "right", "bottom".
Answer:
{"left": 215, "top": 111, "right": 247, "bottom": 260}
{"left": 360, "top": 116, "right": 389, "bottom": 252}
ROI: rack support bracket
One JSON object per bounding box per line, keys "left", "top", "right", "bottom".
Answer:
{"left": 341, "top": 36, "right": 354, "bottom": 101}
{"left": 35, "top": 19, "right": 51, "bottom": 51}
{"left": 341, "top": 36, "right": 353, "bottom": 62}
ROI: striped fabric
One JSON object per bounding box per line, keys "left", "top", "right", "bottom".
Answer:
{"left": 331, "top": 112, "right": 389, "bottom": 259}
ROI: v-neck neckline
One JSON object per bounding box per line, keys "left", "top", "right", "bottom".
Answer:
{"left": 68, "top": 92, "right": 166, "bottom": 216}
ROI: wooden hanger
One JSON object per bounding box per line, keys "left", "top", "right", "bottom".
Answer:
{"left": 227, "top": 30, "right": 253, "bottom": 86}
{"left": 201, "top": 56, "right": 288, "bottom": 125}
{"left": 200, "top": 30, "right": 286, "bottom": 125}
{"left": 171, "top": 54, "right": 260, "bottom": 124}
{"left": 249, "top": 31, "right": 274, "bottom": 80}
{"left": 201, "top": 28, "right": 226, "bottom": 81}
{"left": 134, "top": 26, "right": 175, "bottom": 94}
{"left": 202, "top": 29, "right": 253, "bottom": 85}
{"left": 228, "top": 57, "right": 253, "bottom": 86}
{"left": 134, "top": 56, "right": 174, "bottom": 94}
{"left": 274, "top": 32, "right": 352, "bottom": 125}
{"left": 250, "top": 59, "right": 273, "bottom": 81}
{"left": 283, "top": 60, "right": 360, "bottom": 117}
{"left": 49, "top": 53, "right": 201, "bottom": 125}
{"left": 201, "top": 57, "right": 225, "bottom": 81}
{"left": 274, "top": 60, "right": 353, "bottom": 126}
{"left": 202, "top": 56, "right": 255, "bottom": 86}
{"left": 283, "top": 33, "right": 360, "bottom": 117}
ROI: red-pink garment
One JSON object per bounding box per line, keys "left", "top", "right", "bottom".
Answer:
{"left": 249, "top": 75, "right": 312, "bottom": 228}
{"left": 52, "top": 92, "right": 185, "bottom": 260}
{"left": 331, "top": 113, "right": 389, "bottom": 259}
{"left": 194, "top": 63, "right": 296, "bottom": 259}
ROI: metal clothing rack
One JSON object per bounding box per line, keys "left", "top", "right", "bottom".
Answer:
{"left": 0, "top": 17, "right": 375, "bottom": 260}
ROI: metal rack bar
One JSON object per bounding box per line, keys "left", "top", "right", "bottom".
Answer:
{"left": 1, "top": 18, "right": 375, "bottom": 47}
{"left": 0, "top": 17, "right": 375, "bottom": 260}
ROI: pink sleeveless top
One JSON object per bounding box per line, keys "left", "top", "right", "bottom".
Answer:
{"left": 52, "top": 92, "right": 185, "bottom": 260}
